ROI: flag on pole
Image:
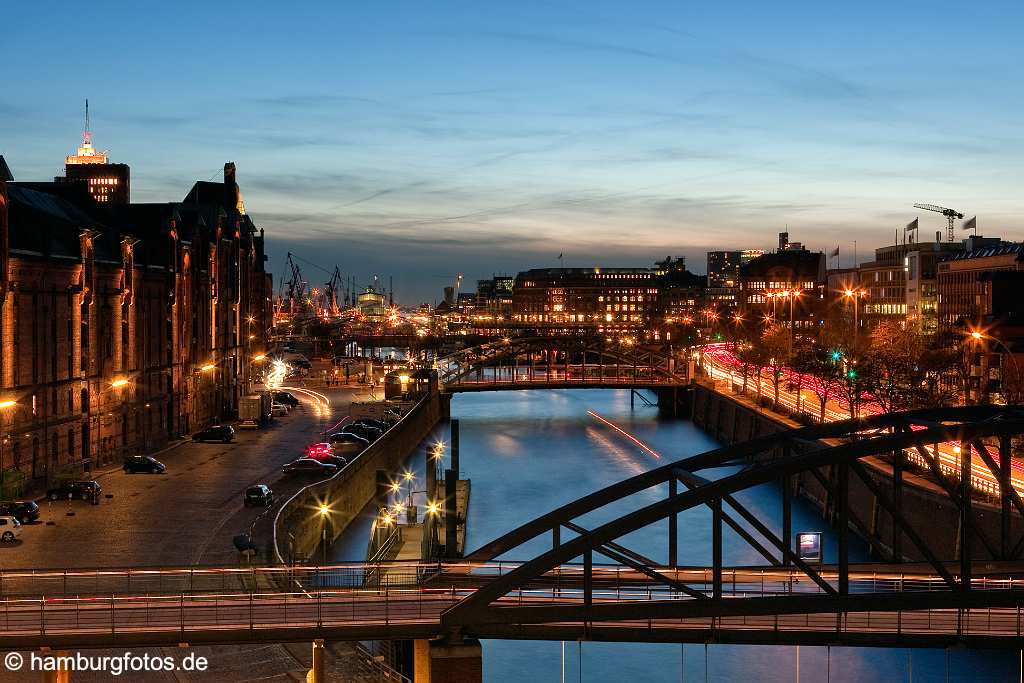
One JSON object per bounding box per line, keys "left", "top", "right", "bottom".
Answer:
{"left": 558, "top": 253, "right": 563, "bottom": 259}
{"left": 962, "top": 216, "right": 977, "bottom": 232}
{"left": 830, "top": 246, "right": 840, "bottom": 258}
{"left": 904, "top": 217, "right": 919, "bottom": 233}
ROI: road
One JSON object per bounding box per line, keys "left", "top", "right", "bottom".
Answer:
{"left": 700, "top": 343, "right": 1024, "bottom": 496}
{"left": 0, "top": 381, "right": 384, "bottom": 682}
{"left": 0, "top": 385, "right": 375, "bottom": 571}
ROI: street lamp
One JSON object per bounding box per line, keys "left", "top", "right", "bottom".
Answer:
{"left": 319, "top": 504, "right": 330, "bottom": 565}
{"left": 969, "top": 329, "right": 1022, "bottom": 402}
{"left": 843, "top": 288, "right": 867, "bottom": 335}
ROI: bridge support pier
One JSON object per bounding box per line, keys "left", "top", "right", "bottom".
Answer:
{"left": 413, "top": 638, "right": 482, "bottom": 683}
{"left": 40, "top": 650, "right": 70, "bottom": 683}
{"left": 306, "top": 639, "right": 326, "bottom": 683}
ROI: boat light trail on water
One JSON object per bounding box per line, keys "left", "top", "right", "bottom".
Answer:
{"left": 587, "top": 410, "right": 661, "bottom": 459}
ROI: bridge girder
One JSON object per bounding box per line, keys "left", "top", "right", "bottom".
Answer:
{"left": 443, "top": 405, "right": 1024, "bottom": 634}
{"left": 438, "top": 336, "right": 686, "bottom": 388}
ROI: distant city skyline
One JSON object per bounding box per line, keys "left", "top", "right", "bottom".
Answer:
{"left": 4, "top": 1, "right": 1023, "bottom": 302}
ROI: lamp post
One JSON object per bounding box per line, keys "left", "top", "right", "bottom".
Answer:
{"left": 970, "top": 330, "right": 1022, "bottom": 403}
{"left": 843, "top": 288, "right": 867, "bottom": 336}
{"left": 318, "top": 504, "right": 330, "bottom": 566}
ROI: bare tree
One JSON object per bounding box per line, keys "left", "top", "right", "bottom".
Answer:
{"left": 1000, "top": 355, "right": 1024, "bottom": 405}
{"left": 761, "top": 323, "right": 791, "bottom": 409}
{"left": 798, "top": 344, "right": 843, "bottom": 423}
{"left": 864, "top": 321, "right": 925, "bottom": 413}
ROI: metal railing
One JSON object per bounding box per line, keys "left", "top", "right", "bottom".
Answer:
{"left": 1, "top": 581, "right": 1022, "bottom": 646}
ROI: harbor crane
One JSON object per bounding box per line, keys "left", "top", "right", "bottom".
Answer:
{"left": 913, "top": 203, "right": 964, "bottom": 243}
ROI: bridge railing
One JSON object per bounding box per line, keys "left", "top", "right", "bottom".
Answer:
{"left": 1, "top": 579, "right": 1023, "bottom": 646}
{"left": 2, "top": 560, "right": 1022, "bottom": 600}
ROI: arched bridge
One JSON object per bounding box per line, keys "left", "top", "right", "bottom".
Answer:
{"left": 3, "top": 406, "right": 1024, "bottom": 650}
{"left": 438, "top": 336, "right": 688, "bottom": 392}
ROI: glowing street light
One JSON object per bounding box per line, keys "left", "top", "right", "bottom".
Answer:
{"left": 200, "top": 363, "right": 216, "bottom": 373}
{"left": 967, "top": 328, "right": 1022, "bottom": 400}
{"left": 253, "top": 353, "right": 267, "bottom": 362}
{"left": 426, "top": 501, "right": 441, "bottom": 516}
{"left": 0, "top": 400, "right": 16, "bottom": 410}
{"left": 110, "top": 378, "right": 130, "bottom": 389}
{"left": 843, "top": 287, "right": 867, "bottom": 333}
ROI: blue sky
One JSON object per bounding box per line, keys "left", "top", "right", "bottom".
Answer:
{"left": 3, "top": 0, "right": 1023, "bottom": 302}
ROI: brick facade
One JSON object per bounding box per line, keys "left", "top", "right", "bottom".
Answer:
{"left": 0, "top": 162, "right": 271, "bottom": 491}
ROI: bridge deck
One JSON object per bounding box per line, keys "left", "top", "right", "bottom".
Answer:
{"left": 0, "top": 562, "right": 1021, "bottom": 649}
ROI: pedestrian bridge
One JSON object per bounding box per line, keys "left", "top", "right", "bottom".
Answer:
{"left": 437, "top": 336, "right": 688, "bottom": 392}
{"left": 0, "top": 561, "right": 1022, "bottom": 650}
{"left": 4, "top": 406, "right": 1024, "bottom": 651}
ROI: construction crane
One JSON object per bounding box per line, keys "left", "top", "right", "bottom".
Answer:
{"left": 283, "top": 252, "right": 307, "bottom": 314}
{"left": 913, "top": 203, "right": 964, "bottom": 243}
{"left": 324, "top": 266, "right": 345, "bottom": 316}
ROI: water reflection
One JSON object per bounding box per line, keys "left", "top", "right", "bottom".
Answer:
{"left": 332, "top": 388, "right": 1016, "bottom": 682}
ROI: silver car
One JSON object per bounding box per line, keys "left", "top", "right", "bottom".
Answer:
{"left": 0, "top": 515, "right": 23, "bottom": 542}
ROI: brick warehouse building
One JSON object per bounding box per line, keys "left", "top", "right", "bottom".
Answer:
{"left": 0, "top": 158, "right": 271, "bottom": 492}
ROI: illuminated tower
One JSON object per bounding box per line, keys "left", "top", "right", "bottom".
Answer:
{"left": 59, "top": 100, "right": 130, "bottom": 204}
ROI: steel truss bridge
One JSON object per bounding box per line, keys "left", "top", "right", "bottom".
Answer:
{"left": 3, "top": 406, "right": 1024, "bottom": 650}
{"left": 437, "top": 336, "right": 688, "bottom": 392}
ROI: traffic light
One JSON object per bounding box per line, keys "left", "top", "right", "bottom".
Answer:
{"left": 830, "top": 350, "right": 842, "bottom": 362}
{"left": 847, "top": 369, "right": 857, "bottom": 379}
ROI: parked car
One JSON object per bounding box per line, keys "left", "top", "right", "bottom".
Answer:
{"left": 306, "top": 452, "right": 348, "bottom": 468}
{"left": 123, "top": 455, "right": 166, "bottom": 474}
{"left": 305, "top": 442, "right": 334, "bottom": 458}
{"left": 341, "top": 423, "right": 382, "bottom": 443}
{"left": 281, "top": 458, "right": 338, "bottom": 476}
{"left": 0, "top": 516, "right": 22, "bottom": 542}
{"left": 272, "top": 391, "right": 299, "bottom": 407}
{"left": 271, "top": 403, "right": 289, "bottom": 417}
{"left": 328, "top": 432, "right": 369, "bottom": 455}
{"left": 193, "top": 425, "right": 235, "bottom": 443}
{"left": 0, "top": 501, "right": 40, "bottom": 524}
{"left": 353, "top": 418, "right": 389, "bottom": 432}
{"left": 243, "top": 485, "right": 274, "bottom": 507}
{"left": 46, "top": 480, "right": 101, "bottom": 504}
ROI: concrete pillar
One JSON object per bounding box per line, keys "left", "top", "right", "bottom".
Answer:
{"left": 306, "top": 639, "right": 326, "bottom": 683}
{"left": 444, "top": 468, "right": 457, "bottom": 557}
{"left": 414, "top": 638, "right": 482, "bottom": 683}
{"left": 450, "top": 419, "right": 460, "bottom": 476}
{"left": 39, "top": 651, "right": 70, "bottom": 683}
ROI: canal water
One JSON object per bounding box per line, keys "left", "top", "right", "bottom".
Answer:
{"left": 332, "top": 389, "right": 1016, "bottom": 682}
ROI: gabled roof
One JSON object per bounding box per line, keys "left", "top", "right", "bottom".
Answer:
{"left": 6, "top": 185, "right": 117, "bottom": 260}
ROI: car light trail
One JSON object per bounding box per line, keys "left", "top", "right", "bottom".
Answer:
{"left": 698, "top": 343, "right": 1024, "bottom": 495}
{"left": 587, "top": 410, "right": 661, "bottom": 459}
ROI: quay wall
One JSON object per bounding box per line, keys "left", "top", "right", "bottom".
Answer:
{"left": 689, "top": 383, "right": 1022, "bottom": 564}
{"left": 274, "top": 390, "right": 447, "bottom": 564}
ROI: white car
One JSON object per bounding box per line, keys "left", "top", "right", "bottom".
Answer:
{"left": 0, "top": 515, "right": 22, "bottom": 542}
{"left": 271, "top": 403, "right": 289, "bottom": 417}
